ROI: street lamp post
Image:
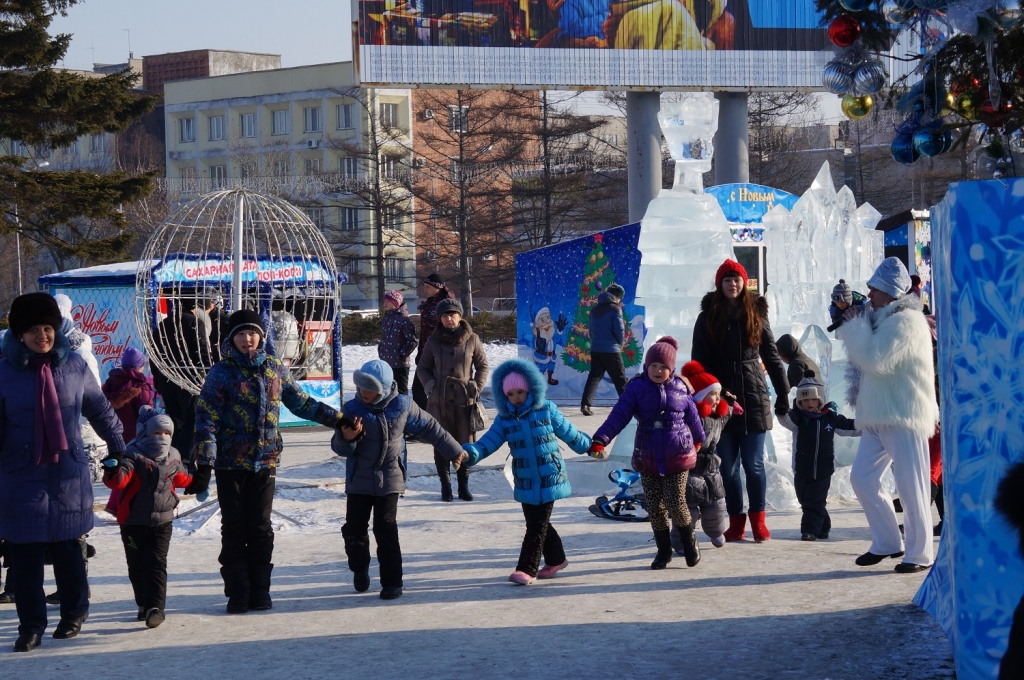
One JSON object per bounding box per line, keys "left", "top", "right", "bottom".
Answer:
{"left": 12, "top": 159, "right": 49, "bottom": 296}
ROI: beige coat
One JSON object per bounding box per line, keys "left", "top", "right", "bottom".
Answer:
{"left": 416, "top": 321, "right": 489, "bottom": 447}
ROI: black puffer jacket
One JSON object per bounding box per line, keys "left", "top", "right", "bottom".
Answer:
{"left": 778, "top": 403, "right": 858, "bottom": 480}
{"left": 776, "top": 334, "right": 822, "bottom": 393}
{"left": 691, "top": 293, "right": 790, "bottom": 434}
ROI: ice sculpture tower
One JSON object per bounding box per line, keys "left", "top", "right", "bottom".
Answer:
{"left": 609, "top": 95, "right": 734, "bottom": 462}
{"left": 634, "top": 94, "right": 734, "bottom": 358}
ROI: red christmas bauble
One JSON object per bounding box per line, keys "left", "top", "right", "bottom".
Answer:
{"left": 828, "top": 15, "right": 861, "bottom": 47}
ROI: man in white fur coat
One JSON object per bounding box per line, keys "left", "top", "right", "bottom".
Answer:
{"left": 838, "top": 257, "right": 939, "bottom": 573}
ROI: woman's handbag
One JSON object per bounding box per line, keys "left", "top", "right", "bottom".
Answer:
{"left": 469, "top": 401, "right": 488, "bottom": 432}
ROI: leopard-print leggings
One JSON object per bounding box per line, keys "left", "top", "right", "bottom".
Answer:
{"left": 641, "top": 472, "right": 692, "bottom": 532}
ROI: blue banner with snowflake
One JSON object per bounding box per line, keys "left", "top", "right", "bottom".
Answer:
{"left": 915, "top": 178, "right": 1024, "bottom": 679}
{"left": 515, "top": 224, "right": 645, "bottom": 405}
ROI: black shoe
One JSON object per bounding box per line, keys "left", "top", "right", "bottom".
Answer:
{"left": 678, "top": 523, "right": 701, "bottom": 567}
{"left": 894, "top": 562, "right": 931, "bottom": 574}
{"left": 380, "top": 586, "right": 403, "bottom": 600}
{"left": 14, "top": 633, "right": 41, "bottom": 652}
{"left": 441, "top": 487, "right": 453, "bottom": 502}
{"left": 226, "top": 596, "right": 249, "bottom": 614}
{"left": 893, "top": 498, "right": 903, "bottom": 513}
{"left": 933, "top": 520, "right": 943, "bottom": 537}
{"left": 580, "top": 405, "right": 593, "bottom": 416}
{"left": 0, "top": 590, "right": 14, "bottom": 604}
{"left": 457, "top": 484, "right": 474, "bottom": 502}
{"left": 53, "top": 612, "right": 88, "bottom": 639}
{"left": 855, "top": 550, "right": 905, "bottom": 566}
{"left": 651, "top": 529, "right": 673, "bottom": 570}
{"left": 817, "top": 532, "right": 829, "bottom": 540}
{"left": 145, "top": 608, "right": 165, "bottom": 628}
{"left": 801, "top": 533, "right": 817, "bottom": 541}
{"left": 45, "top": 590, "right": 60, "bottom": 605}
{"left": 86, "top": 543, "right": 97, "bottom": 559}
{"left": 249, "top": 591, "right": 272, "bottom": 611}
{"left": 354, "top": 570, "right": 371, "bottom": 593}
{"left": 899, "top": 524, "right": 905, "bottom": 536}
{"left": 137, "top": 607, "right": 146, "bottom": 621}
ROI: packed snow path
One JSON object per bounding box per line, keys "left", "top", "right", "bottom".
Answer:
{"left": 1, "top": 409, "right": 953, "bottom": 679}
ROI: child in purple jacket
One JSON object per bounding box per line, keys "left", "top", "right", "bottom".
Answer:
{"left": 378, "top": 290, "right": 418, "bottom": 395}
{"left": 590, "top": 336, "right": 705, "bottom": 570}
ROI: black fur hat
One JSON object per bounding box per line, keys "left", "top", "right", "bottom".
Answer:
{"left": 8, "top": 293, "right": 63, "bottom": 336}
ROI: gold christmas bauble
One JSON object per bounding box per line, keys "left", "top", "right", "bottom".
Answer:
{"left": 841, "top": 94, "right": 873, "bottom": 120}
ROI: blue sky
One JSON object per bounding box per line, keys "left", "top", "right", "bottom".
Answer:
{"left": 50, "top": 0, "right": 352, "bottom": 71}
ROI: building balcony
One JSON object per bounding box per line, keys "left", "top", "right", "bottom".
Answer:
{"left": 156, "top": 173, "right": 390, "bottom": 202}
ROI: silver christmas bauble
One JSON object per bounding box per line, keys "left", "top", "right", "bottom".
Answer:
{"left": 853, "top": 61, "right": 887, "bottom": 95}
{"left": 823, "top": 59, "right": 854, "bottom": 95}
{"left": 914, "top": 0, "right": 948, "bottom": 10}
{"left": 882, "top": 0, "right": 909, "bottom": 24}
{"left": 994, "top": 0, "right": 1023, "bottom": 30}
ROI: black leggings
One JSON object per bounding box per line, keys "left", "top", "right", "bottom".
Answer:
{"left": 517, "top": 502, "right": 566, "bottom": 577}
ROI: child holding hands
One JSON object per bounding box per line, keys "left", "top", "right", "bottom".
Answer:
{"left": 332, "top": 360, "right": 464, "bottom": 600}
{"left": 591, "top": 337, "right": 705, "bottom": 570}
{"left": 778, "top": 371, "right": 859, "bottom": 541}
{"left": 461, "top": 359, "right": 592, "bottom": 585}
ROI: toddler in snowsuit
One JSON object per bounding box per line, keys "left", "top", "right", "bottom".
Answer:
{"left": 828, "top": 279, "right": 868, "bottom": 332}
{"left": 778, "top": 371, "right": 859, "bottom": 541}
{"left": 462, "top": 359, "right": 592, "bottom": 585}
{"left": 332, "top": 360, "right": 464, "bottom": 600}
{"left": 103, "top": 407, "right": 200, "bottom": 628}
{"left": 591, "top": 337, "right": 706, "bottom": 570}
{"left": 671, "top": 361, "right": 743, "bottom": 552}
{"left": 193, "top": 310, "right": 341, "bottom": 614}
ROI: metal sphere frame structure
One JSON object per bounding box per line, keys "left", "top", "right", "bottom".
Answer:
{"left": 136, "top": 188, "right": 340, "bottom": 396}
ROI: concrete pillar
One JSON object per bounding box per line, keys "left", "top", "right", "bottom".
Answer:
{"left": 626, "top": 91, "right": 662, "bottom": 224}
{"left": 714, "top": 92, "right": 750, "bottom": 185}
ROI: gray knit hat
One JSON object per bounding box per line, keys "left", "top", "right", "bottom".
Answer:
{"left": 137, "top": 406, "right": 175, "bottom": 437}
{"left": 795, "top": 370, "right": 825, "bottom": 405}
{"left": 436, "top": 298, "right": 464, "bottom": 317}
{"left": 606, "top": 283, "right": 625, "bottom": 302}
{"left": 831, "top": 279, "right": 853, "bottom": 304}
{"left": 867, "top": 257, "right": 913, "bottom": 299}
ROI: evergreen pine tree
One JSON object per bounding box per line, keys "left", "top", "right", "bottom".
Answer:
{"left": 1, "top": 0, "right": 158, "bottom": 261}
{"left": 562, "top": 233, "right": 641, "bottom": 372}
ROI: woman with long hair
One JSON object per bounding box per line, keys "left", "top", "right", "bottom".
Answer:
{"left": 691, "top": 260, "right": 790, "bottom": 542}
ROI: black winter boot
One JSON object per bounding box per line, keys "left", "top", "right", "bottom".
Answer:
{"left": 651, "top": 529, "right": 673, "bottom": 570}
{"left": 456, "top": 465, "right": 473, "bottom": 501}
{"left": 436, "top": 458, "right": 453, "bottom": 502}
{"left": 248, "top": 562, "right": 273, "bottom": 611}
{"left": 344, "top": 534, "right": 372, "bottom": 592}
{"left": 678, "top": 522, "right": 701, "bottom": 568}
{"left": 221, "top": 563, "right": 250, "bottom": 614}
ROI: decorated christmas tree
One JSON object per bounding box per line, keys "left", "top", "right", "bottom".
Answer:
{"left": 561, "top": 233, "right": 643, "bottom": 372}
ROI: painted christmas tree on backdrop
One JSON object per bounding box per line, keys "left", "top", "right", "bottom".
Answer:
{"left": 562, "top": 233, "right": 642, "bottom": 372}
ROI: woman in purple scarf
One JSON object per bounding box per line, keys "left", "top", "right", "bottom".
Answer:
{"left": 0, "top": 293, "right": 125, "bottom": 652}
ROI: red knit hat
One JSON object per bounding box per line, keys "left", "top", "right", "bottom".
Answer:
{"left": 681, "top": 361, "right": 721, "bottom": 403}
{"left": 715, "top": 259, "right": 748, "bottom": 289}
{"left": 644, "top": 336, "right": 678, "bottom": 370}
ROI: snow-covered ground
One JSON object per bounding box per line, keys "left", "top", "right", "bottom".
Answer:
{"left": 0, "top": 407, "right": 953, "bottom": 679}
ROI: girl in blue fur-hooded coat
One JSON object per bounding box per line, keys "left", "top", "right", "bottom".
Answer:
{"left": 462, "top": 358, "right": 592, "bottom": 586}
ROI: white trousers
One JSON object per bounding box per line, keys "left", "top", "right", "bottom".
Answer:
{"left": 850, "top": 428, "right": 934, "bottom": 566}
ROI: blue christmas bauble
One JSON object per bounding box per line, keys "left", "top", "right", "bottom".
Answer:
{"left": 853, "top": 60, "right": 886, "bottom": 95}
{"left": 891, "top": 133, "right": 920, "bottom": 165}
{"left": 839, "top": 0, "right": 871, "bottom": 10}
{"left": 823, "top": 59, "right": 854, "bottom": 95}
{"left": 912, "top": 127, "right": 947, "bottom": 158}
{"left": 881, "top": 0, "right": 909, "bottom": 24}
{"left": 567, "top": 356, "right": 575, "bottom": 365}
{"left": 596, "top": 281, "right": 602, "bottom": 290}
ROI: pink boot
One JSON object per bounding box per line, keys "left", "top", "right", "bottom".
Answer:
{"left": 508, "top": 571, "right": 536, "bottom": 585}
{"left": 537, "top": 560, "right": 568, "bottom": 579}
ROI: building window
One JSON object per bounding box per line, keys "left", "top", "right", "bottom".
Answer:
{"left": 379, "top": 103, "right": 398, "bottom": 128}
{"left": 340, "top": 156, "right": 358, "bottom": 178}
{"left": 179, "top": 118, "right": 195, "bottom": 143}
{"left": 62, "top": 140, "right": 79, "bottom": 156}
{"left": 90, "top": 134, "right": 106, "bottom": 153}
{"left": 240, "top": 113, "right": 257, "bottom": 138}
{"left": 211, "top": 165, "right": 227, "bottom": 188}
{"left": 448, "top": 105, "right": 469, "bottom": 133}
{"left": 180, "top": 167, "right": 196, "bottom": 180}
{"left": 345, "top": 259, "right": 360, "bottom": 275}
{"left": 304, "top": 107, "right": 323, "bottom": 133}
{"left": 273, "top": 160, "right": 289, "bottom": 178}
{"left": 598, "top": 133, "right": 619, "bottom": 146}
{"left": 385, "top": 257, "right": 406, "bottom": 282}
{"left": 305, "top": 157, "right": 322, "bottom": 176}
{"left": 383, "top": 207, "right": 406, "bottom": 231}
{"left": 209, "top": 115, "right": 225, "bottom": 141}
{"left": 337, "top": 103, "right": 354, "bottom": 130}
{"left": 9, "top": 140, "right": 27, "bottom": 156}
{"left": 305, "top": 208, "right": 325, "bottom": 229}
{"left": 381, "top": 155, "right": 399, "bottom": 179}
{"left": 272, "top": 110, "right": 290, "bottom": 136}
{"left": 341, "top": 207, "right": 360, "bottom": 231}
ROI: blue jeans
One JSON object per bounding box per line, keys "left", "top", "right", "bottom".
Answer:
{"left": 717, "top": 430, "right": 767, "bottom": 515}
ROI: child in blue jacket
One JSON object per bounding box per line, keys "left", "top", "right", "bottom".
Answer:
{"left": 462, "top": 359, "right": 592, "bottom": 586}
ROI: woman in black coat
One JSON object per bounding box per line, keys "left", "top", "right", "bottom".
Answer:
{"left": 691, "top": 260, "right": 790, "bottom": 543}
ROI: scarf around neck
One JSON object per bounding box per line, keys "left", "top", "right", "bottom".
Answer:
{"left": 134, "top": 434, "right": 172, "bottom": 462}
{"left": 434, "top": 320, "right": 470, "bottom": 346}
{"left": 28, "top": 353, "right": 69, "bottom": 465}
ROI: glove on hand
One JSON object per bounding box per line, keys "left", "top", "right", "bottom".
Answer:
{"left": 185, "top": 466, "right": 213, "bottom": 498}
{"left": 587, "top": 443, "right": 609, "bottom": 460}
{"left": 101, "top": 451, "right": 123, "bottom": 469}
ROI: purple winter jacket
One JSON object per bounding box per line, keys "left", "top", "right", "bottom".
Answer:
{"left": 0, "top": 331, "right": 125, "bottom": 544}
{"left": 593, "top": 374, "right": 705, "bottom": 476}
{"left": 378, "top": 306, "right": 418, "bottom": 368}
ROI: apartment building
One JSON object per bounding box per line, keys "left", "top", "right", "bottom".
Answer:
{"left": 162, "top": 61, "right": 414, "bottom": 309}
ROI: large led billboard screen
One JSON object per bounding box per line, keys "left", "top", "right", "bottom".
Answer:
{"left": 356, "top": 0, "right": 830, "bottom": 89}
